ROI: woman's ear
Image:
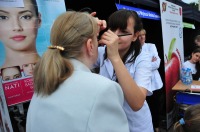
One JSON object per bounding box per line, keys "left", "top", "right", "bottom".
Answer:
{"left": 132, "top": 31, "right": 140, "bottom": 42}
{"left": 86, "top": 38, "right": 94, "bottom": 56}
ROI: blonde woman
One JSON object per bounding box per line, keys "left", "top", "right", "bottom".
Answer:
{"left": 26, "top": 11, "right": 129, "bottom": 132}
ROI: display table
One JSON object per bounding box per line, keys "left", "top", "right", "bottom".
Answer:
{"left": 172, "top": 80, "right": 200, "bottom": 104}
{"left": 172, "top": 80, "right": 200, "bottom": 92}
{"left": 172, "top": 80, "right": 200, "bottom": 117}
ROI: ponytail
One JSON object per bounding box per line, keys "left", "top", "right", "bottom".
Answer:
{"left": 33, "top": 11, "right": 98, "bottom": 96}
{"left": 34, "top": 49, "right": 73, "bottom": 96}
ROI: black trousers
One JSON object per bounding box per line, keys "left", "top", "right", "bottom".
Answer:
{"left": 146, "top": 88, "right": 165, "bottom": 129}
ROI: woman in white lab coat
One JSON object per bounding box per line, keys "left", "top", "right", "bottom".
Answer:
{"left": 94, "top": 9, "right": 153, "bottom": 132}
{"left": 139, "top": 29, "right": 163, "bottom": 132}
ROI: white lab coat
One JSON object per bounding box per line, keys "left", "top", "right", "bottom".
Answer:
{"left": 142, "top": 43, "right": 163, "bottom": 91}
{"left": 94, "top": 46, "right": 154, "bottom": 132}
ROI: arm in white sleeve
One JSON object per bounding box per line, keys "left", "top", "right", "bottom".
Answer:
{"left": 150, "top": 44, "right": 161, "bottom": 70}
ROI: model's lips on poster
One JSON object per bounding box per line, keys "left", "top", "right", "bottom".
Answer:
{"left": 11, "top": 35, "right": 26, "bottom": 41}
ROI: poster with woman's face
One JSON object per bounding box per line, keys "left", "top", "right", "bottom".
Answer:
{"left": 0, "top": 0, "right": 66, "bottom": 106}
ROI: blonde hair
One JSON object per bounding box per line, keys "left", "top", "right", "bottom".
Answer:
{"left": 34, "top": 11, "right": 98, "bottom": 96}
{"left": 139, "top": 29, "right": 146, "bottom": 35}
{"left": 174, "top": 104, "right": 200, "bottom": 132}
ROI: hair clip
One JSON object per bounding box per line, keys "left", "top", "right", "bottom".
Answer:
{"left": 179, "top": 118, "right": 185, "bottom": 125}
{"left": 48, "top": 45, "right": 65, "bottom": 51}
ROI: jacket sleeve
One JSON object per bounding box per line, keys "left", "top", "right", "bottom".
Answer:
{"left": 86, "top": 82, "right": 129, "bottom": 132}
{"left": 150, "top": 44, "right": 161, "bottom": 71}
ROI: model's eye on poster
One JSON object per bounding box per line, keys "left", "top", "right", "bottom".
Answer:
{"left": 0, "top": 0, "right": 66, "bottom": 131}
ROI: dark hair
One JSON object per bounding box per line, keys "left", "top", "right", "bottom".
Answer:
{"left": 190, "top": 48, "right": 200, "bottom": 80}
{"left": 79, "top": 7, "right": 93, "bottom": 14}
{"left": 29, "top": 0, "right": 39, "bottom": 17}
{"left": 192, "top": 47, "right": 200, "bottom": 54}
{"left": 174, "top": 104, "right": 200, "bottom": 132}
{"left": 188, "top": 48, "right": 200, "bottom": 60}
{"left": 106, "top": 9, "right": 143, "bottom": 63}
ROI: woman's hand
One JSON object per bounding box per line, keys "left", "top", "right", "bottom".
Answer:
{"left": 99, "top": 30, "right": 120, "bottom": 61}
{"left": 90, "top": 12, "right": 107, "bottom": 31}
{"left": 152, "top": 56, "right": 157, "bottom": 62}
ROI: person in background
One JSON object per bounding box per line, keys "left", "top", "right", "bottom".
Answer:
{"left": 193, "top": 35, "right": 200, "bottom": 79}
{"left": 174, "top": 104, "right": 200, "bottom": 132}
{"left": 26, "top": 11, "right": 129, "bottom": 132}
{"left": 183, "top": 48, "right": 200, "bottom": 80}
{"left": 0, "top": 0, "right": 41, "bottom": 69}
{"left": 1, "top": 66, "right": 21, "bottom": 81}
{"left": 94, "top": 9, "right": 153, "bottom": 132}
{"left": 194, "top": 35, "right": 200, "bottom": 47}
{"left": 192, "top": 35, "right": 200, "bottom": 80}
{"left": 138, "top": 29, "right": 163, "bottom": 132}
{"left": 185, "top": 35, "right": 200, "bottom": 61}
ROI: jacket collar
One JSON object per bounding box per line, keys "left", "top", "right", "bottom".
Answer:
{"left": 70, "top": 59, "right": 91, "bottom": 73}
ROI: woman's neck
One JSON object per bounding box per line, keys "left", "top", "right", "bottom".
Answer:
{"left": 2, "top": 50, "right": 40, "bottom": 68}
{"left": 189, "top": 59, "right": 195, "bottom": 64}
{"left": 141, "top": 42, "right": 145, "bottom": 46}
{"left": 119, "top": 49, "right": 129, "bottom": 60}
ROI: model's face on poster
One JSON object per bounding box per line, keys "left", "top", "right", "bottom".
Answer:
{"left": 0, "top": 0, "right": 41, "bottom": 52}
{"left": 2, "top": 67, "right": 21, "bottom": 81}
{"left": 22, "top": 63, "right": 35, "bottom": 76}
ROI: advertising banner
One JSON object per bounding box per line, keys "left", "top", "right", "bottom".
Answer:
{"left": 116, "top": 3, "right": 160, "bottom": 20}
{"left": 159, "top": 0, "right": 184, "bottom": 129}
{"left": 0, "top": 0, "right": 66, "bottom": 106}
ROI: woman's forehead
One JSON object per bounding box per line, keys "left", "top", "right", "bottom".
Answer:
{"left": 3, "top": 67, "right": 19, "bottom": 74}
